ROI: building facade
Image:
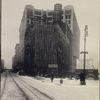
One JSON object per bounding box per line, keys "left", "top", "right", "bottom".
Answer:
{"left": 13, "top": 4, "right": 80, "bottom": 76}
{"left": 12, "top": 44, "right": 22, "bottom": 72}
{"left": 1, "top": 59, "right": 4, "bottom": 71}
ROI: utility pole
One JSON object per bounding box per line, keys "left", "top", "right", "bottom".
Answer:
{"left": 0, "top": 0, "right": 1, "bottom": 71}
{"left": 0, "top": 0, "right": 1, "bottom": 99}
{"left": 80, "top": 25, "right": 88, "bottom": 85}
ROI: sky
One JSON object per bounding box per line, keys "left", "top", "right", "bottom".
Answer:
{"left": 1, "top": 0, "right": 100, "bottom": 69}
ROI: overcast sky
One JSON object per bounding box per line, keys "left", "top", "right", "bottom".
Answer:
{"left": 1, "top": 0, "right": 100, "bottom": 69}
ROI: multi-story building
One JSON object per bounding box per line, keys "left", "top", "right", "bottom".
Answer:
{"left": 63, "top": 5, "right": 80, "bottom": 71}
{"left": 1, "top": 59, "right": 4, "bottom": 71}
{"left": 13, "top": 4, "right": 80, "bottom": 76}
{"left": 12, "top": 44, "right": 22, "bottom": 72}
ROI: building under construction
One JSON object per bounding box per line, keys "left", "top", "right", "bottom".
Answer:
{"left": 12, "top": 4, "right": 80, "bottom": 76}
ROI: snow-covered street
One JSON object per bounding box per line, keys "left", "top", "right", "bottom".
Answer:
{"left": 20, "top": 75, "right": 99, "bottom": 100}
{"left": 1, "top": 71, "right": 27, "bottom": 100}
{"left": 1, "top": 71, "right": 99, "bottom": 100}
{"left": 1, "top": 71, "right": 53, "bottom": 100}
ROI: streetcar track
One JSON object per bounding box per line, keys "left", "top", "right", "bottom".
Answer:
{"left": 14, "top": 78, "right": 43, "bottom": 100}
{"left": 15, "top": 76, "right": 53, "bottom": 100}
{"left": 10, "top": 73, "right": 54, "bottom": 100}
{"left": 9, "top": 72, "right": 31, "bottom": 100}
{"left": 1, "top": 71, "right": 7, "bottom": 97}
{"left": 17, "top": 76, "right": 54, "bottom": 100}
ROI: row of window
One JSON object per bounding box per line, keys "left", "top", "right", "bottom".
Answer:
{"left": 32, "top": 10, "right": 71, "bottom": 18}
{"left": 27, "top": 19, "right": 71, "bottom": 28}
{"left": 27, "top": 13, "right": 71, "bottom": 27}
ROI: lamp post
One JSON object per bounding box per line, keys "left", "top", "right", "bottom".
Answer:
{"left": 0, "top": 0, "right": 1, "bottom": 98}
{"left": 80, "top": 25, "right": 88, "bottom": 85}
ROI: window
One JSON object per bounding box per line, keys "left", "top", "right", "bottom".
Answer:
{"left": 47, "top": 17, "right": 53, "bottom": 21}
{"left": 65, "top": 10, "right": 71, "bottom": 14}
{"left": 65, "top": 14, "right": 71, "bottom": 19}
{"left": 67, "top": 20, "right": 71, "bottom": 24}
{"left": 36, "top": 16, "right": 41, "bottom": 20}
{"left": 35, "top": 10, "right": 41, "bottom": 15}
{"left": 48, "top": 12, "right": 53, "bottom": 16}
{"left": 27, "top": 18, "right": 31, "bottom": 24}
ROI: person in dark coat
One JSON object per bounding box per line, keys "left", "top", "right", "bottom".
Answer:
{"left": 51, "top": 72, "right": 54, "bottom": 82}
{"left": 79, "top": 72, "right": 86, "bottom": 85}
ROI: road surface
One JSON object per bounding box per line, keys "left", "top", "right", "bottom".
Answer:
{"left": 1, "top": 71, "right": 53, "bottom": 100}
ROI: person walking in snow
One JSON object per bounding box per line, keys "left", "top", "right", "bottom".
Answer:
{"left": 79, "top": 72, "right": 86, "bottom": 85}
{"left": 79, "top": 72, "right": 83, "bottom": 85}
{"left": 51, "top": 72, "right": 54, "bottom": 82}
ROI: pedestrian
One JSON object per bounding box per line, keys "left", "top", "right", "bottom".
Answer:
{"left": 82, "top": 72, "right": 86, "bottom": 85}
{"left": 51, "top": 72, "right": 54, "bottom": 82}
{"left": 79, "top": 72, "right": 82, "bottom": 85}
{"left": 70, "top": 73, "right": 73, "bottom": 80}
{"left": 79, "top": 72, "right": 86, "bottom": 85}
{"left": 60, "top": 78, "right": 63, "bottom": 84}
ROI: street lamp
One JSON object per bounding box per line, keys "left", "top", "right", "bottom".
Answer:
{"left": 80, "top": 25, "right": 88, "bottom": 85}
